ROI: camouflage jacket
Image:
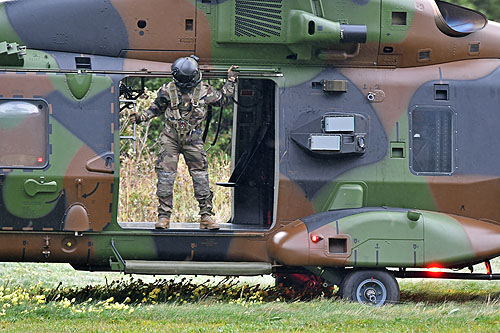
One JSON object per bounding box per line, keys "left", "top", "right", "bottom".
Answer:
{"left": 144, "top": 80, "right": 235, "bottom": 133}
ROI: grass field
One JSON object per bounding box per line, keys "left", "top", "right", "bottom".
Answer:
{"left": 0, "top": 261, "right": 498, "bottom": 331}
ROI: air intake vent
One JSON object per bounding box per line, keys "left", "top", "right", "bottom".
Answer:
{"left": 234, "top": 0, "right": 283, "bottom": 38}
{"left": 75, "top": 57, "right": 91, "bottom": 70}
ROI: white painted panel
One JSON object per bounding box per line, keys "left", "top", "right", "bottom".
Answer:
{"left": 325, "top": 116, "right": 354, "bottom": 132}
{"left": 310, "top": 135, "right": 341, "bottom": 151}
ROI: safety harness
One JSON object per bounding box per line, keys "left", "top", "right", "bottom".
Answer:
{"left": 166, "top": 81, "right": 203, "bottom": 135}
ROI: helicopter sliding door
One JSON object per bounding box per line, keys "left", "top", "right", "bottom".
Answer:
{"left": 229, "top": 79, "right": 276, "bottom": 227}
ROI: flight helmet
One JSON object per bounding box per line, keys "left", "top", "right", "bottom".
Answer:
{"left": 171, "top": 55, "right": 201, "bottom": 90}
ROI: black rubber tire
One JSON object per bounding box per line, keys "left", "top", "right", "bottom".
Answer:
{"left": 339, "top": 269, "right": 400, "bottom": 305}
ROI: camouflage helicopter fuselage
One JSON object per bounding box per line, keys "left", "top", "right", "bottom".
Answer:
{"left": 0, "top": 0, "right": 499, "bottom": 281}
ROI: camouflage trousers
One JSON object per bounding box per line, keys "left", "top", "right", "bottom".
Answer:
{"left": 155, "top": 127, "right": 213, "bottom": 219}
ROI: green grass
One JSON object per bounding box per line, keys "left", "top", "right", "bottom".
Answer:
{"left": 0, "top": 261, "right": 499, "bottom": 331}
{"left": 0, "top": 299, "right": 499, "bottom": 332}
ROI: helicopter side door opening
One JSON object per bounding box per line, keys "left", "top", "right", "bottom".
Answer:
{"left": 117, "top": 77, "right": 276, "bottom": 231}
{"left": 226, "top": 78, "right": 276, "bottom": 228}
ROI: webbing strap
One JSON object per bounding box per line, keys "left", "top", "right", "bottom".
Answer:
{"left": 165, "top": 82, "right": 206, "bottom": 134}
{"left": 166, "top": 82, "right": 181, "bottom": 120}
{"left": 167, "top": 82, "right": 202, "bottom": 109}
{"left": 192, "top": 84, "right": 202, "bottom": 107}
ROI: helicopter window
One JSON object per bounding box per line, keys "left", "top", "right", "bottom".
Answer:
{"left": 434, "top": 1, "right": 487, "bottom": 37}
{"left": 410, "top": 106, "right": 453, "bottom": 174}
{"left": 0, "top": 99, "right": 48, "bottom": 168}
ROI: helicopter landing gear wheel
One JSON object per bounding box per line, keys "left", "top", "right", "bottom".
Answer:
{"left": 339, "top": 270, "right": 399, "bottom": 306}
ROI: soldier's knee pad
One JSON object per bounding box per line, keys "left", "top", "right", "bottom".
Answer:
{"left": 190, "top": 170, "right": 209, "bottom": 185}
{"left": 156, "top": 171, "right": 176, "bottom": 198}
{"left": 190, "top": 170, "right": 212, "bottom": 197}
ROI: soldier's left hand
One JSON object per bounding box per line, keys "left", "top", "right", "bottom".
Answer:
{"left": 129, "top": 113, "right": 147, "bottom": 124}
{"left": 228, "top": 65, "right": 239, "bottom": 82}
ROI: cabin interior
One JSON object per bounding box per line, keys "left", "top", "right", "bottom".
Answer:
{"left": 117, "top": 77, "right": 276, "bottom": 231}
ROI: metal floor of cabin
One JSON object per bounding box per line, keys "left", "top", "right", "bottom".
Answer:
{"left": 118, "top": 222, "right": 268, "bottom": 231}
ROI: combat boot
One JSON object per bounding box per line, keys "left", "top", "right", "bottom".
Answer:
{"left": 200, "top": 215, "right": 220, "bottom": 230}
{"left": 155, "top": 217, "right": 170, "bottom": 229}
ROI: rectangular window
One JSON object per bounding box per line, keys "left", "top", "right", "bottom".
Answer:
{"left": 0, "top": 99, "right": 48, "bottom": 168}
{"left": 410, "top": 106, "right": 453, "bottom": 174}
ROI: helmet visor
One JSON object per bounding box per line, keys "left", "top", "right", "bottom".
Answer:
{"left": 174, "top": 73, "right": 194, "bottom": 83}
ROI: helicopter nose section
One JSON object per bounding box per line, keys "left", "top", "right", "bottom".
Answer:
{"left": 267, "top": 220, "right": 310, "bottom": 266}
{"left": 458, "top": 216, "right": 500, "bottom": 260}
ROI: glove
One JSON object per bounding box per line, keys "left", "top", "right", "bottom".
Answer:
{"left": 227, "top": 65, "right": 239, "bottom": 82}
{"left": 129, "top": 113, "right": 147, "bottom": 124}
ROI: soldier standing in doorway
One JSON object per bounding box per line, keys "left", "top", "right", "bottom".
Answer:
{"left": 131, "top": 55, "right": 238, "bottom": 230}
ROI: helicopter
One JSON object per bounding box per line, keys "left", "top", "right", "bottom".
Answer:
{"left": 0, "top": 0, "right": 500, "bottom": 305}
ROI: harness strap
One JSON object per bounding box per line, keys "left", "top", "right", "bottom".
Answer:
{"left": 192, "top": 84, "right": 202, "bottom": 107}
{"left": 167, "top": 82, "right": 181, "bottom": 120}
{"left": 165, "top": 82, "right": 204, "bottom": 135}
{"left": 167, "top": 82, "right": 202, "bottom": 110}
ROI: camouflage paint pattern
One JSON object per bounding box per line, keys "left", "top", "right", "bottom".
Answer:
{"left": 268, "top": 208, "right": 500, "bottom": 268}
{"left": 0, "top": 0, "right": 499, "bottom": 273}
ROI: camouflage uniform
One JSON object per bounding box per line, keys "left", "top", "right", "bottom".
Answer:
{"left": 143, "top": 80, "right": 235, "bottom": 219}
